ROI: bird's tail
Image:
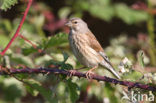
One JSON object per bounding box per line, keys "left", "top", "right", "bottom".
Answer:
{"left": 100, "top": 61, "right": 121, "bottom": 79}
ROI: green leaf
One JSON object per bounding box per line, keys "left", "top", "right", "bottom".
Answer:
{"left": 137, "top": 50, "right": 145, "bottom": 68}
{"left": 89, "top": 5, "right": 114, "bottom": 21}
{"left": 61, "top": 63, "right": 73, "bottom": 70}
{"left": 10, "top": 54, "right": 34, "bottom": 67}
{"left": 3, "top": 78, "right": 26, "bottom": 101}
{"left": 115, "top": 4, "right": 148, "bottom": 24}
{"left": 22, "top": 47, "right": 38, "bottom": 56}
{"left": 104, "top": 83, "right": 118, "bottom": 103}
{"left": 24, "top": 79, "right": 39, "bottom": 96}
{"left": 86, "top": 0, "right": 114, "bottom": 21}
{"left": 62, "top": 52, "right": 69, "bottom": 63}
{"left": 0, "top": 0, "right": 18, "bottom": 11}
{"left": 67, "top": 80, "right": 79, "bottom": 103}
{"left": 25, "top": 85, "right": 39, "bottom": 96}
{"left": 0, "top": 35, "right": 10, "bottom": 48}
{"left": 31, "top": 83, "right": 57, "bottom": 102}
{"left": 3, "top": 19, "right": 12, "bottom": 32}
{"left": 25, "top": 79, "right": 57, "bottom": 103}
{"left": 15, "top": 74, "right": 29, "bottom": 80}
{"left": 59, "top": 7, "right": 71, "bottom": 18}
{"left": 45, "top": 33, "right": 68, "bottom": 48}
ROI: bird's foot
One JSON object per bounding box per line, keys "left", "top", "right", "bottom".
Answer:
{"left": 86, "top": 70, "right": 95, "bottom": 79}
{"left": 86, "top": 66, "right": 97, "bottom": 79}
{"left": 68, "top": 70, "right": 77, "bottom": 77}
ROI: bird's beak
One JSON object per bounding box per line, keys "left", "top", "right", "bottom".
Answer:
{"left": 65, "top": 21, "right": 72, "bottom": 27}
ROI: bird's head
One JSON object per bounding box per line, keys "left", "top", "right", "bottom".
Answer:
{"left": 65, "top": 17, "right": 88, "bottom": 32}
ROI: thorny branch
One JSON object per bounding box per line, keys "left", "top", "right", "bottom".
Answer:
{"left": 0, "top": 0, "right": 33, "bottom": 56}
{"left": 0, "top": 67, "right": 156, "bottom": 91}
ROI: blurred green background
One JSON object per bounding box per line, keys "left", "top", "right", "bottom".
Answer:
{"left": 0, "top": 0, "right": 156, "bottom": 103}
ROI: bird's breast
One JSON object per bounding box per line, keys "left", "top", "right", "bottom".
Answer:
{"left": 68, "top": 32, "right": 102, "bottom": 67}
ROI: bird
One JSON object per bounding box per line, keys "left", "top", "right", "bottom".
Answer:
{"left": 65, "top": 17, "right": 120, "bottom": 79}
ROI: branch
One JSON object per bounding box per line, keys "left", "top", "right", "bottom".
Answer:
{"left": 19, "top": 34, "right": 54, "bottom": 59}
{"left": 0, "top": 0, "right": 33, "bottom": 56}
{"left": 0, "top": 68, "right": 156, "bottom": 91}
{"left": 19, "top": 34, "right": 43, "bottom": 53}
{"left": 19, "top": 34, "right": 37, "bottom": 49}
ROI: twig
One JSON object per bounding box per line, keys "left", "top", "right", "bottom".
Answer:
{"left": 0, "top": 0, "right": 33, "bottom": 56}
{"left": 19, "top": 34, "right": 54, "bottom": 58}
{"left": 19, "top": 34, "right": 37, "bottom": 49}
{"left": 19, "top": 34, "right": 42, "bottom": 53}
{"left": 0, "top": 67, "right": 156, "bottom": 91}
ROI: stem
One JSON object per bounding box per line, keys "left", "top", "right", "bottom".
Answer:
{"left": 0, "top": 0, "right": 33, "bottom": 56}
{"left": 19, "top": 34, "right": 43, "bottom": 53}
{"left": 147, "top": 0, "right": 156, "bottom": 66}
{"left": 19, "top": 34, "right": 37, "bottom": 49}
{"left": 0, "top": 67, "right": 156, "bottom": 91}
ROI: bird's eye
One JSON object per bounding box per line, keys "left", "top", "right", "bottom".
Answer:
{"left": 74, "top": 21, "right": 77, "bottom": 24}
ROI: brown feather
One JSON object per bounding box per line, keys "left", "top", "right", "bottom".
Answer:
{"left": 86, "top": 31, "right": 104, "bottom": 52}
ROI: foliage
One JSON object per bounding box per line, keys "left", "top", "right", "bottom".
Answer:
{"left": 0, "top": 0, "right": 18, "bottom": 11}
{"left": 61, "top": 0, "right": 148, "bottom": 24}
{"left": 0, "top": 0, "right": 156, "bottom": 103}
{"left": 137, "top": 50, "right": 145, "bottom": 68}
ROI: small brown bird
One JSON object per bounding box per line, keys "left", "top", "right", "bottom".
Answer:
{"left": 65, "top": 17, "right": 120, "bottom": 79}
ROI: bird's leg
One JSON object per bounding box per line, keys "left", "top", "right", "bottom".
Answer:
{"left": 68, "top": 66, "right": 86, "bottom": 77}
{"left": 68, "top": 70, "right": 77, "bottom": 77}
{"left": 86, "top": 66, "right": 97, "bottom": 79}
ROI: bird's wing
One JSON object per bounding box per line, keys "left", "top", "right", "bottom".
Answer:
{"left": 99, "top": 51, "right": 112, "bottom": 66}
{"left": 86, "top": 31, "right": 111, "bottom": 64}
{"left": 85, "top": 31, "right": 120, "bottom": 79}
{"left": 86, "top": 31, "right": 104, "bottom": 52}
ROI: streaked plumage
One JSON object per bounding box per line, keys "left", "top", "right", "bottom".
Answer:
{"left": 66, "top": 17, "right": 120, "bottom": 79}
